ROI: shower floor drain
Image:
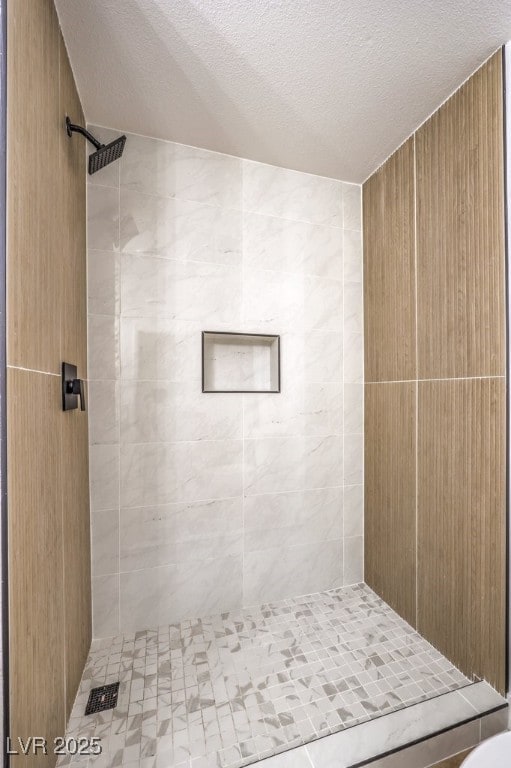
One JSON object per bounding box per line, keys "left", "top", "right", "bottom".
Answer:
{"left": 85, "top": 682, "right": 119, "bottom": 715}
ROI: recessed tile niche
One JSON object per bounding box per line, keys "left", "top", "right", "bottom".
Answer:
{"left": 202, "top": 331, "right": 281, "bottom": 393}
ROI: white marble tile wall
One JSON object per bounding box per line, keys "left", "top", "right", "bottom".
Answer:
{"left": 87, "top": 127, "right": 364, "bottom": 637}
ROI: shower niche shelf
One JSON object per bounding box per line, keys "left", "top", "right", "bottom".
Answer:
{"left": 202, "top": 331, "right": 280, "bottom": 393}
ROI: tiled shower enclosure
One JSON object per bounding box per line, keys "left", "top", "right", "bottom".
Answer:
{"left": 87, "top": 129, "right": 364, "bottom": 637}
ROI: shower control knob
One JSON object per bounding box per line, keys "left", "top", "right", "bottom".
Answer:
{"left": 61, "top": 362, "right": 87, "bottom": 412}
{"left": 67, "top": 378, "right": 86, "bottom": 411}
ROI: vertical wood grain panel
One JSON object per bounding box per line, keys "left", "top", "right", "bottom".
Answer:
{"left": 61, "top": 415, "right": 91, "bottom": 719}
{"left": 59, "top": 38, "right": 87, "bottom": 376}
{"left": 418, "top": 378, "right": 506, "bottom": 693}
{"left": 416, "top": 51, "right": 505, "bottom": 379}
{"left": 364, "top": 50, "right": 506, "bottom": 694}
{"left": 8, "top": 370, "right": 65, "bottom": 764}
{"left": 363, "top": 137, "right": 416, "bottom": 383}
{"left": 365, "top": 382, "right": 416, "bottom": 626}
{"left": 7, "top": 0, "right": 90, "bottom": 757}
{"left": 58, "top": 36, "right": 91, "bottom": 720}
{"left": 7, "top": 0, "right": 61, "bottom": 373}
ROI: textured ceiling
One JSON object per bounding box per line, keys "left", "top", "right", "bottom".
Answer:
{"left": 54, "top": 0, "right": 511, "bottom": 182}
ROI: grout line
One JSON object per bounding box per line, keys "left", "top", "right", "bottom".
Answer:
{"left": 92, "top": 485, "right": 357, "bottom": 515}
{"left": 303, "top": 745, "right": 315, "bottom": 767}
{"left": 57, "top": 42, "right": 69, "bottom": 731}
{"left": 365, "top": 376, "right": 505, "bottom": 384}
{"left": 88, "top": 377, "right": 347, "bottom": 385}
{"left": 342, "top": 184, "right": 346, "bottom": 587}
{"left": 413, "top": 132, "right": 419, "bottom": 629}
{"left": 6, "top": 364, "right": 60, "bottom": 377}
{"left": 359, "top": 189, "right": 365, "bottom": 586}
{"left": 92, "top": 180, "right": 361, "bottom": 232}
{"left": 100, "top": 435, "right": 356, "bottom": 447}
{"left": 114, "top": 535, "right": 350, "bottom": 577}
{"left": 116, "top": 164, "right": 121, "bottom": 637}
{"left": 115, "top": 247, "right": 347, "bottom": 281}
{"left": 86, "top": 134, "right": 96, "bottom": 645}
{"left": 87, "top": 310, "right": 350, "bottom": 338}
{"left": 241, "top": 189, "right": 246, "bottom": 609}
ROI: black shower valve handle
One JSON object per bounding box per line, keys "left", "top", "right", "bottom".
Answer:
{"left": 67, "top": 378, "right": 86, "bottom": 411}
{"left": 61, "top": 362, "right": 86, "bottom": 412}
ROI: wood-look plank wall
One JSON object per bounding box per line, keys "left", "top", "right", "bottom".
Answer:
{"left": 7, "top": 0, "right": 90, "bottom": 761}
{"left": 363, "top": 137, "right": 416, "bottom": 383}
{"left": 365, "top": 383, "right": 416, "bottom": 626}
{"left": 416, "top": 53, "right": 505, "bottom": 380}
{"left": 363, "top": 137, "right": 418, "bottom": 626}
{"left": 363, "top": 50, "right": 507, "bottom": 693}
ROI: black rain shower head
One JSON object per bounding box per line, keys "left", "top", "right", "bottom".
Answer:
{"left": 66, "top": 117, "right": 126, "bottom": 175}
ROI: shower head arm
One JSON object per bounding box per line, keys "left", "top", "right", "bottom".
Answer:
{"left": 66, "top": 117, "right": 104, "bottom": 151}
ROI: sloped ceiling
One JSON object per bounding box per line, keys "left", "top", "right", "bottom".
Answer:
{"left": 54, "top": 0, "right": 511, "bottom": 182}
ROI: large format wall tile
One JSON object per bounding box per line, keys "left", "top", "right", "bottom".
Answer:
{"left": 244, "top": 271, "right": 344, "bottom": 334}
{"left": 343, "top": 330, "right": 364, "bottom": 383}
{"left": 92, "top": 574, "right": 119, "bottom": 638}
{"left": 244, "top": 435, "right": 342, "bottom": 496}
{"left": 88, "top": 380, "right": 120, "bottom": 444}
{"left": 304, "top": 276, "right": 343, "bottom": 331}
{"left": 243, "top": 382, "right": 342, "bottom": 438}
{"left": 344, "top": 535, "right": 364, "bottom": 584}
{"left": 120, "top": 440, "right": 243, "bottom": 507}
{"left": 342, "top": 183, "right": 362, "bottom": 230}
{"left": 88, "top": 314, "right": 120, "bottom": 380}
{"left": 89, "top": 444, "right": 120, "bottom": 512}
{"left": 88, "top": 131, "right": 363, "bottom": 635}
{"left": 120, "top": 317, "right": 202, "bottom": 382}
{"left": 121, "top": 381, "right": 242, "bottom": 442}
{"left": 120, "top": 132, "right": 242, "bottom": 208}
{"left": 344, "top": 433, "right": 364, "bottom": 485}
{"left": 343, "top": 383, "right": 363, "bottom": 433}
{"left": 119, "top": 498, "right": 243, "bottom": 571}
{"left": 343, "top": 484, "right": 364, "bottom": 538}
{"left": 282, "top": 332, "right": 343, "bottom": 383}
{"left": 120, "top": 188, "right": 242, "bottom": 264}
{"left": 242, "top": 160, "right": 343, "bottom": 225}
{"left": 87, "top": 250, "right": 120, "bottom": 316}
{"left": 243, "top": 212, "right": 343, "bottom": 279}
{"left": 91, "top": 509, "right": 119, "bottom": 577}
{"left": 244, "top": 539, "right": 343, "bottom": 604}
{"left": 87, "top": 184, "right": 120, "bottom": 252}
{"left": 120, "top": 555, "right": 243, "bottom": 631}
{"left": 343, "top": 229, "right": 363, "bottom": 282}
{"left": 242, "top": 268, "right": 304, "bottom": 332}
{"left": 244, "top": 539, "right": 343, "bottom": 605}
{"left": 243, "top": 488, "right": 343, "bottom": 551}
{"left": 121, "top": 253, "right": 242, "bottom": 323}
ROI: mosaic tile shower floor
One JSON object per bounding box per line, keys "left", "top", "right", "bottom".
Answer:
{"left": 58, "top": 583, "right": 471, "bottom": 768}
